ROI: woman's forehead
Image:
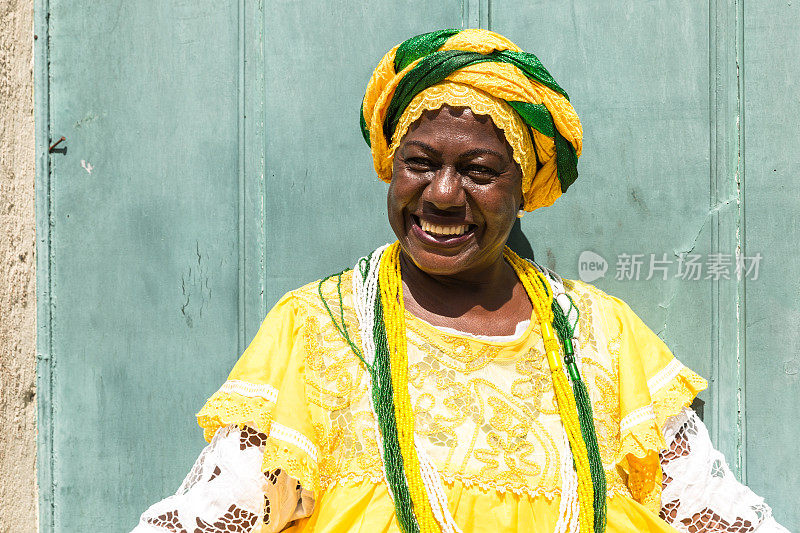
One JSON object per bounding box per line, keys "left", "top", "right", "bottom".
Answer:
{"left": 402, "top": 105, "right": 514, "bottom": 157}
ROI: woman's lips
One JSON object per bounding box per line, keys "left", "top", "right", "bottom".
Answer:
{"left": 409, "top": 214, "right": 476, "bottom": 247}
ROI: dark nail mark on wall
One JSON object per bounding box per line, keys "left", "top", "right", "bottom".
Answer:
{"left": 628, "top": 187, "right": 649, "bottom": 213}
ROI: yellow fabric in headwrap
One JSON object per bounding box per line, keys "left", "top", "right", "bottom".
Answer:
{"left": 362, "top": 29, "right": 583, "bottom": 211}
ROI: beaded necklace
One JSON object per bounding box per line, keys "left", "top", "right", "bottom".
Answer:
{"left": 319, "top": 242, "right": 606, "bottom": 533}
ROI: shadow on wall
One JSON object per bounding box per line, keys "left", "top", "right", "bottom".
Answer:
{"left": 507, "top": 219, "right": 535, "bottom": 261}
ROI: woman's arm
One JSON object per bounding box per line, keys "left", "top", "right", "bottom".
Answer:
{"left": 132, "top": 425, "right": 313, "bottom": 533}
{"left": 659, "top": 408, "right": 789, "bottom": 533}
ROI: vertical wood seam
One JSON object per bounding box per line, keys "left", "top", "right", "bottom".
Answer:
{"left": 735, "top": 0, "right": 747, "bottom": 481}
{"left": 238, "top": 0, "right": 247, "bottom": 354}
{"left": 259, "top": 0, "right": 268, "bottom": 324}
{"left": 34, "top": 0, "right": 55, "bottom": 528}
{"left": 462, "top": 0, "right": 489, "bottom": 29}
{"left": 709, "top": 0, "right": 719, "bottom": 452}
{"left": 709, "top": 0, "right": 745, "bottom": 477}
{"left": 709, "top": 0, "right": 723, "bottom": 457}
{"left": 258, "top": 0, "right": 267, "bottom": 326}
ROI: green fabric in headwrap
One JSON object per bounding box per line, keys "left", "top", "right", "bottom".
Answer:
{"left": 394, "top": 28, "right": 462, "bottom": 72}
{"left": 382, "top": 44, "right": 579, "bottom": 192}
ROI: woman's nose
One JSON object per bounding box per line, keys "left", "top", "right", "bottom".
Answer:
{"left": 422, "top": 166, "right": 465, "bottom": 209}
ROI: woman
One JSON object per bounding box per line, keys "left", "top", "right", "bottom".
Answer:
{"left": 134, "top": 29, "right": 788, "bottom": 533}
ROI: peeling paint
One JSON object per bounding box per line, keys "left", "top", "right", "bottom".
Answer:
{"left": 179, "top": 241, "right": 212, "bottom": 328}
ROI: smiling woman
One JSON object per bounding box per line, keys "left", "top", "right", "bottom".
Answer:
{"left": 389, "top": 106, "right": 534, "bottom": 338}
{"left": 132, "top": 29, "right": 789, "bottom": 533}
{"left": 391, "top": 107, "right": 523, "bottom": 275}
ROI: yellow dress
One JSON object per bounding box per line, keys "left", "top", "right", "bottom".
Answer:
{"left": 196, "top": 270, "right": 707, "bottom": 533}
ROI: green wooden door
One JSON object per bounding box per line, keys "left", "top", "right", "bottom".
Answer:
{"left": 35, "top": 1, "right": 799, "bottom": 531}
{"left": 36, "top": 2, "right": 247, "bottom": 530}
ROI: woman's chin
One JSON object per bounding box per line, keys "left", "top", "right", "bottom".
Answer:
{"left": 399, "top": 241, "right": 482, "bottom": 278}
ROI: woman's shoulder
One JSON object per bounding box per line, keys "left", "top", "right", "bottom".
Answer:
{"left": 557, "top": 276, "right": 640, "bottom": 336}
{"left": 558, "top": 276, "right": 670, "bottom": 361}
{"left": 278, "top": 269, "right": 356, "bottom": 316}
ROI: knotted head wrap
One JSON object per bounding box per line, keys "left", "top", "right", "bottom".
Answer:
{"left": 361, "top": 28, "right": 583, "bottom": 211}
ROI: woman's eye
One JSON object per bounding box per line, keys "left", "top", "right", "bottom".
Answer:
{"left": 465, "top": 165, "right": 499, "bottom": 179}
{"left": 406, "top": 157, "right": 435, "bottom": 170}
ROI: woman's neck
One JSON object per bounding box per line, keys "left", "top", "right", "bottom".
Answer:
{"left": 398, "top": 249, "right": 534, "bottom": 336}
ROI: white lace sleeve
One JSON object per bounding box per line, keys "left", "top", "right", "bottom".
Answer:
{"left": 659, "top": 408, "right": 790, "bottom": 532}
{"left": 132, "top": 425, "right": 314, "bottom": 533}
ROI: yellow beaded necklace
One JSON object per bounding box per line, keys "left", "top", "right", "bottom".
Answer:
{"left": 377, "top": 241, "right": 597, "bottom": 533}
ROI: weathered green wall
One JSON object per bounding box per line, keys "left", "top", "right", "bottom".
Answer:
{"left": 35, "top": 0, "right": 799, "bottom": 531}
{"left": 741, "top": 0, "right": 800, "bottom": 508}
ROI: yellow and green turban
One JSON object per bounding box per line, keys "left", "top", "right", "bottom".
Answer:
{"left": 361, "top": 28, "right": 583, "bottom": 211}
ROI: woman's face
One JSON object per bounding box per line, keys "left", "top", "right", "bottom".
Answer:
{"left": 388, "top": 105, "right": 524, "bottom": 278}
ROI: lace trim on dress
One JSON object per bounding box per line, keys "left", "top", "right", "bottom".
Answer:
{"left": 614, "top": 362, "right": 706, "bottom": 513}
{"left": 133, "top": 426, "right": 314, "bottom": 533}
{"left": 219, "top": 379, "right": 279, "bottom": 402}
{"left": 620, "top": 405, "right": 657, "bottom": 433}
{"left": 262, "top": 435, "right": 320, "bottom": 497}
{"left": 647, "top": 359, "right": 683, "bottom": 396}
{"left": 659, "top": 408, "right": 790, "bottom": 533}
{"left": 651, "top": 365, "right": 708, "bottom": 427}
{"left": 196, "top": 392, "right": 274, "bottom": 442}
{"left": 197, "top": 381, "right": 320, "bottom": 496}
{"left": 269, "top": 421, "right": 319, "bottom": 463}
{"left": 438, "top": 471, "right": 562, "bottom": 500}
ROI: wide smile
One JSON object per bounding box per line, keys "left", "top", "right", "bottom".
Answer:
{"left": 409, "top": 214, "right": 477, "bottom": 247}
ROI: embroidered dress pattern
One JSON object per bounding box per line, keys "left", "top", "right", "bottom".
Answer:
{"left": 154, "top": 246, "right": 722, "bottom": 533}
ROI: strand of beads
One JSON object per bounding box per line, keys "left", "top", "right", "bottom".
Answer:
{"left": 351, "top": 244, "right": 396, "bottom": 501}
{"left": 545, "top": 267, "right": 607, "bottom": 533}
{"left": 322, "top": 250, "right": 420, "bottom": 533}
{"left": 372, "top": 296, "right": 422, "bottom": 533}
{"left": 543, "top": 265, "right": 607, "bottom": 533}
{"left": 552, "top": 293, "right": 607, "bottom": 533}
{"left": 544, "top": 271, "right": 581, "bottom": 533}
{"left": 379, "top": 242, "right": 442, "bottom": 533}
{"left": 416, "top": 436, "right": 463, "bottom": 533}
{"left": 352, "top": 245, "right": 388, "bottom": 366}
{"left": 555, "top": 428, "right": 580, "bottom": 533}
{"left": 504, "top": 248, "right": 595, "bottom": 533}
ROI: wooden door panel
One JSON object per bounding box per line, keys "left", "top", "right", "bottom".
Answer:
{"left": 43, "top": 1, "right": 242, "bottom": 529}
{"left": 743, "top": 2, "right": 800, "bottom": 529}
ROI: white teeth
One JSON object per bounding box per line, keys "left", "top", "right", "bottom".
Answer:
{"left": 419, "top": 219, "right": 469, "bottom": 236}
